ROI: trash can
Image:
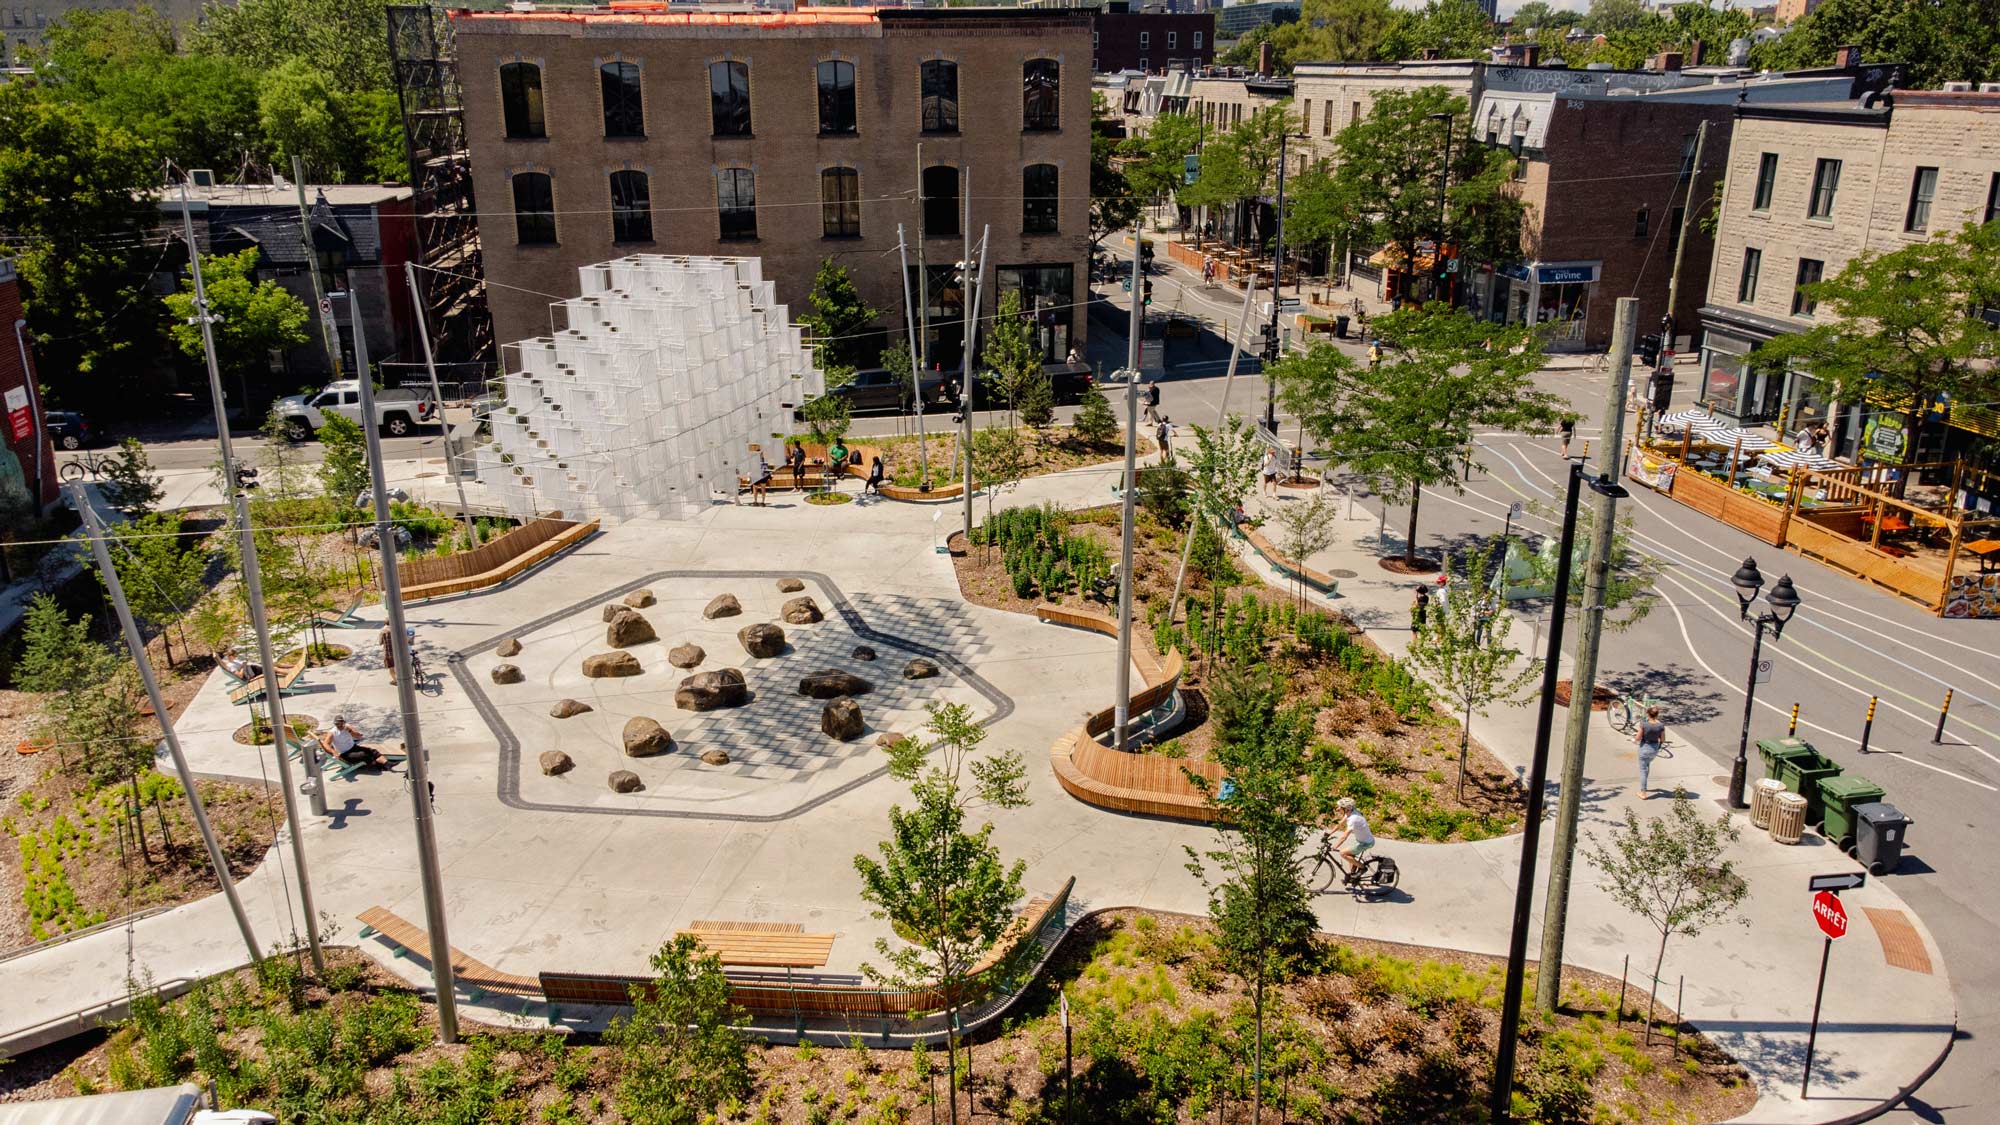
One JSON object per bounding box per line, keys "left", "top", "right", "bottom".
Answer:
{"left": 1769, "top": 791, "right": 1808, "bottom": 844}
{"left": 1854, "top": 802, "right": 1913, "bottom": 875}
{"left": 1750, "top": 778, "right": 1786, "bottom": 829}
{"left": 1819, "top": 774, "right": 1886, "bottom": 853}
{"left": 1334, "top": 314, "right": 1351, "bottom": 339}
{"left": 1757, "top": 737, "right": 1842, "bottom": 825}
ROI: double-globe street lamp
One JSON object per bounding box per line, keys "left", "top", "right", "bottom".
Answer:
{"left": 1726, "top": 558, "right": 1804, "bottom": 808}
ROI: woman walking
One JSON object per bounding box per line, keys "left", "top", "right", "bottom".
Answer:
{"left": 1636, "top": 707, "right": 1667, "bottom": 795}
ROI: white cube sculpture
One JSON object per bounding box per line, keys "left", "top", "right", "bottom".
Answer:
{"left": 472, "top": 255, "right": 825, "bottom": 520}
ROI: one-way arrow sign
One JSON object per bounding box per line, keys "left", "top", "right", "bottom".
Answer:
{"left": 1809, "top": 872, "right": 1867, "bottom": 893}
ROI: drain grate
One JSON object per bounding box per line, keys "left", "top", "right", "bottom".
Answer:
{"left": 1861, "top": 907, "right": 1933, "bottom": 975}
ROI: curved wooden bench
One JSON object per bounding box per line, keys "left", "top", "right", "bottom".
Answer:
{"left": 398, "top": 515, "right": 599, "bottom": 601}
{"left": 1243, "top": 524, "right": 1340, "bottom": 596}
{"left": 775, "top": 442, "right": 968, "bottom": 502}
{"left": 356, "top": 907, "right": 542, "bottom": 1003}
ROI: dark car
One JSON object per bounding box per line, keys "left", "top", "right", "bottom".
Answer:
{"left": 816, "top": 367, "right": 953, "bottom": 415}
{"left": 44, "top": 410, "right": 98, "bottom": 450}
{"left": 965, "top": 362, "right": 1095, "bottom": 409}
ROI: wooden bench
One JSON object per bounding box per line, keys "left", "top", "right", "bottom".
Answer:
{"left": 399, "top": 517, "right": 599, "bottom": 602}
{"left": 314, "top": 597, "right": 369, "bottom": 629}
{"left": 1243, "top": 525, "right": 1340, "bottom": 596}
{"left": 690, "top": 920, "right": 804, "bottom": 934}
{"left": 674, "top": 926, "right": 835, "bottom": 970}
{"left": 355, "top": 906, "right": 543, "bottom": 1005}
{"left": 227, "top": 661, "right": 307, "bottom": 706}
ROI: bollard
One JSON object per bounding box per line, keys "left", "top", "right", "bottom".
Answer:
{"left": 1673, "top": 976, "right": 1685, "bottom": 1057}
{"left": 1616, "top": 954, "right": 1629, "bottom": 1025}
{"left": 1859, "top": 696, "right": 1877, "bottom": 755}
{"left": 1789, "top": 702, "right": 1800, "bottom": 737}
{"left": 1933, "top": 688, "right": 1953, "bottom": 744}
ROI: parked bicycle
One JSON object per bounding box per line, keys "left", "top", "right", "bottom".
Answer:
{"left": 57, "top": 445, "right": 130, "bottom": 484}
{"left": 1310, "top": 831, "right": 1400, "bottom": 897}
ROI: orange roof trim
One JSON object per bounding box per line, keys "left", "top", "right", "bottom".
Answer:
{"left": 453, "top": 5, "right": 884, "bottom": 27}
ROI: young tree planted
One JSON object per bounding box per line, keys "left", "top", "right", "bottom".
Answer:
{"left": 982, "top": 289, "right": 1044, "bottom": 430}
{"left": 800, "top": 258, "right": 883, "bottom": 370}
{"left": 100, "top": 437, "right": 166, "bottom": 519}
{"left": 1070, "top": 385, "right": 1120, "bottom": 450}
{"left": 605, "top": 933, "right": 752, "bottom": 1125}
{"left": 1271, "top": 490, "right": 1339, "bottom": 610}
{"left": 316, "top": 413, "right": 371, "bottom": 517}
{"left": 97, "top": 512, "right": 209, "bottom": 667}
{"left": 1405, "top": 542, "right": 1538, "bottom": 798}
{"left": 1523, "top": 501, "right": 1663, "bottom": 631}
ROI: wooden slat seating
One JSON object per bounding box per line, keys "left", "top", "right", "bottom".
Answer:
{"left": 281, "top": 732, "right": 407, "bottom": 783}
{"left": 227, "top": 661, "right": 307, "bottom": 706}
{"left": 750, "top": 442, "right": 966, "bottom": 502}
{"left": 314, "top": 597, "right": 369, "bottom": 629}
{"left": 355, "top": 907, "right": 543, "bottom": 1004}
{"left": 674, "top": 926, "right": 835, "bottom": 969}
{"left": 398, "top": 515, "right": 600, "bottom": 602}
{"left": 1242, "top": 525, "right": 1340, "bottom": 596}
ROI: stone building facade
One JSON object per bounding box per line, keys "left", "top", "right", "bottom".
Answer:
{"left": 454, "top": 6, "right": 1093, "bottom": 367}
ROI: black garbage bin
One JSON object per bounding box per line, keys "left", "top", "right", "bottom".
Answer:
{"left": 1854, "top": 801, "right": 1913, "bottom": 875}
{"left": 1334, "top": 314, "right": 1350, "bottom": 339}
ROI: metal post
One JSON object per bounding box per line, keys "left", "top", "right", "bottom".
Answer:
{"left": 405, "top": 262, "right": 476, "bottom": 544}
{"left": 1859, "top": 696, "right": 1877, "bottom": 755}
{"left": 1167, "top": 277, "right": 1258, "bottom": 623}
{"left": 292, "top": 157, "right": 343, "bottom": 379}
{"left": 1115, "top": 229, "right": 1141, "bottom": 750}
{"left": 177, "top": 180, "right": 239, "bottom": 486}
{"left": 896, "top": 225, "right": 930, "bottom": 486}
{"left": 352, "top": 291, "right": 458, "bottom": 1043}
{"left": 1616, "top": 954, "right": 1628, "bottom": 1024}
{"left": 1490, "top": 460, "right": 1584, "bottom": 1125}
{"left": 1728, "top": 618, "right": 1769, "bottom": 809}
{"left": 916, "top": 143, "right": 929, "bottom": 372}
{"left": 959, "top": 225, "right": 989, "bottom": 544}
{"left": 236, "top": 492, "right": 328, "bottom": 826}
{"left": 1538, "top": 297, "right": 1638, "bottom": 1012}
{"left": 74, "top": 487, "right": 261, "bottom": 965}
{"left": 1265, "top": 131, "right": 1289, "bottom": 435}
{"left": 1434, "top": 113, "right": 1453, "bottom": 306}
{"left": 1662, "top": 121, "right": 1710, "bottom": 345}
{"left": 13, "top": 320, "right": 46, "bottom": 512}
{"left": 1789, "top": 702, "right": 1800, "bottom": 737}
{"left": 1933, "top": 688, "right": 1953, "bottom": 743}
{"left": 1801, "top": 935, "right": 1832, "bottom": 1097}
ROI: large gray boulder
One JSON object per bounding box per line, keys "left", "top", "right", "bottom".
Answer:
{"left": 738, "top": 623, "right": 786, "bottom": 659}
{"left": 622, "top": 716, "right": 673, "bottom": 757}
{"left": 704, "top": 593, "right": 742, "bottom": 620}
{"left": 583, "top": 651, "right": 643, "bottom": 678}
{"left": 608, "top": 770, "right": 643, "bottom": 793}
{"left": 676, "top": 668, "right": 747, "bottom": 711}
{"left": 776, "top": 577, "right": 805, "bottom": 593}
{"left": 539, "top": 751, "right": 574, "bottom": 776}
{"left": 606, "top": 608, "right": 657, "bottom": 648}
{"left": 624, "top": 589, "right": 656, "bottom": 608}
{"left": 669, "top": 643, "right": 706, "bottom": 669}
{"left": 781, "top": 596, "right": 824, "bottom": 624}
{"left": 496, "top": 637, "right": 522, "bottom": 657}
{"left": 490, "top": 664, "right": 525, "bottom": 685}
{"left": 903, "top": 658, "right": 941, "bottom": 680}
{"left": 549, "top": 698, "right": 593, "bottom": 719}
{"left": 799, "top": 668, "right": 873, "bottom": 699}
{"left": 822, "top": 698, "right": 865, "bottom": 740}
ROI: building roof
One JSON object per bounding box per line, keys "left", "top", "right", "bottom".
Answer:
{"left": 449, "top": 4, "right": 1087, "bottom": 29}
{"left": 165, "top": 182, "right": 414, "bottom": 207}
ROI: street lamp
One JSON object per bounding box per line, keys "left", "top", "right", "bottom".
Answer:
{"left": 1428, "top": 111, "right": 1454, "bottom": 307}
{"left": 1726, "top": 558, "right": 1802, "bottom": 808}
{"left": 1264, "top": 129, "right": 1312, "bottom": 435}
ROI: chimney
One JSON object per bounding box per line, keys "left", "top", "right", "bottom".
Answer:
{"left": 1655, "top": 50, "right": 1684, "bottom": 72}
{"left": 1687, "top": 39, "right": 1704, "bottom": 66}
{"left": 1522, "top": 43, "right": 1540, "bottom": 67}
{"left": 1258, "top": 40, "right": 1274, "bottom": 76}
{"left": 1833, "top": 44, "right": 1862, "bottom": 69}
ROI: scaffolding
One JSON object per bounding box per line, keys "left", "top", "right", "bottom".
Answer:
{"left": 388, "top": 4, "right": 493, "bottom": 375}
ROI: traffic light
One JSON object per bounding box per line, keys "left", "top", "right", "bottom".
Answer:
{"left": 1143, "top": 279, "right": 1154, "bottom": 305}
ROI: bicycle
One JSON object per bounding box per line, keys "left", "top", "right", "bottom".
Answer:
{"left": 1606, "top": 690, "right": 1666, "bottom": 740}
{"left": 1309, "top": 831, "right": 1399, "bottom": 896}
{"left": 57, "top": 446, "right": 127, "bottom": 484}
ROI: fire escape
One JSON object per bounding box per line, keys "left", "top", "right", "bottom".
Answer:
{"left": 388, "top": 5, "right": 493, "bottom": 381}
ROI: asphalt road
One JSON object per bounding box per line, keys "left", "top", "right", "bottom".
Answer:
{"left": 56, "top": 415, "right": 461, "bottom": 476}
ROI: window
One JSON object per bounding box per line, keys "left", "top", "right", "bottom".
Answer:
{"left": 1513, "top": 154, "right": 1528, "bottom": 182}
{"left": 1751, "top": 152, "right": 1777, "bottom": 211}
{"left": 821, "top": 167, "right": 860, "bottom": 238}
{"left": 1139, "top": 31, "right": 1149, "bottom": 48}
{"left": 1350, "top": 100, "right": 1361, "bottom": 126}
{"left": 1302, "top": 99, "right": 1312, "bottom": 133}
{"left": 1988, "top": 172, "right": 1999, "bottom": 224}
{"left": 1023, "top": 163, "right": 1058, "bottom": 234}
{"left": 1322, "top": 101, "right": 1332, "bottom": 135}
{"left": 601, "top": 62, "right": 643, "bottom": 138}
{"left": 1667, "top": 205, "right": 1685, "bottom": 255}
{"left": 997, "top": 264, "right": 1076, "bottom": 362}
{"left": 1737, "top": 246, "right": 1762, "bottom": 303}
{"left": 1194, "top": 31, "right": 1203, "bottom": 48}
{"left": 1024, "top": 59, "right": 1060, "bottom": 131}
{"left": 609, "top": 170, "right": 651, "bottom": 242}
{"left": 817, "top": 60, "right": 857, "bottom": 135}
{"left": 1905, "top": 166, "right": 1937, "bottom": 232}
{"left": 1139, "top": 56, "right": 1148, "bottom": 71}
{"left": 1808, "top": 158, "right": 1841, "bottom": 219}
{"left": 1634, "top": 209, "right": 1649, "bottom": 238}
{"left": 1678, "top": 133, "right": 1696, "bottom": 177}
{"left": 512, "top": 172, "right": 555, "bottom": 244}
{"left": 709, "top": 61, "right": 751, "bottom": 136}
{"left": 921, "top": 60, "right": 958, "bottom": 133}
{"left": 717, "top": 168, "right": 756, "bottom": 240}
{"left": 1792, "top": 258, "right": 1823, "bottom": 317}
{"left": 922, "top": 165, "right": 959, "bottom": 239}
{"left": 1167, "top": 31, "right": 1177, "bottom": 49}
{"left": 500, "top": 62, "right": 545, "bottom": 140}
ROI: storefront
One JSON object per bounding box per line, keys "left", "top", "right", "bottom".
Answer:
{"left": 1696, "top": 306, "right": 1805, "bottom": 427}
{"left": 996, "top": 264, "right": 1078, "bottom": 363}
{"left": 1499, "top": 261, "right": 1599, "bottom": 351}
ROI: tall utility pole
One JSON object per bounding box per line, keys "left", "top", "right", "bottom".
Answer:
{"left": 957, "top": 227, "right": 989, "bottom": 542}
{"left": 915, "top": 144, "right": 930, "bottom": 374}
{"left": 895, "top": 226, "right": 929, "bottom": 486}
{"left": 178, "top": 180, "right": 239, "bottom": 487}
{"left": 1114, "top": 228, "right": 1142, "bottom": 750}
{"left": 405, "top": 262, "right": 477, "bottom": 543}
{"left": 1167, "top": 277, "right": 1259, "bottom": 620}
{"left": 1264, "top": 131, "right": 1292, "bottom": 435}
{"left": 1536, "top": 297, "right": 1638, "bottom": 1013}
{"left": 1661, "top": 120, "right": 1710, "bottom": 350}
{"left": 74, "top": 486, "right": 262, "bottom": 965}
{"left": 292, "top": 157, "right": 343, "bottom": 379}
{"left": 352, "top": 290, "right": 459, "bottom": 1042}
{"left": 1430, "top": 112, "right": 1455, "bottom": 305}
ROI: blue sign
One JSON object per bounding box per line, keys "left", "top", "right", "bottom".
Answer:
{"left": 1536, "top": 264, "right": 1598, "bottom": 285}
{"left": 1499, "top": 263, "right": 1530, "bottom": 282}
{"left": 1184, "top": 154, "right": 1199, "bottom": 185}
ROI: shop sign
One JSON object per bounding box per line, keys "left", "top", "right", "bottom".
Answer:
{"left": 1499, "top": 263, "right": 1530, "bottom": 282}
{"left": 3, "top": 387, "right": 28, "bottom": 443}
{"left": 1863, "top": 413, "right": 1909, "bottom": 460}
{"left": 1536, "top": 264, "right": 1597, "bottom": 285}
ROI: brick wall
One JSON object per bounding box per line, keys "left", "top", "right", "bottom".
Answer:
{"left": 1092, "top": 12, "right": 1212, "bottom": 75}
{"left": 0, "top": 264, "right": 57, "bottom": 513}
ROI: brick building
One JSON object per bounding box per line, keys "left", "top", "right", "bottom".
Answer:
{"left": 1091, "top": 6, "right": 1213, "bottom": 75}
{"left": 453, "top": 5, "right": 1093, "bottom": 367}
{"left": 0, "top": 260, "right": 57, "bottom": 516}
{"left": 1697, "top": 89, "right": 2000, "bottom": 459}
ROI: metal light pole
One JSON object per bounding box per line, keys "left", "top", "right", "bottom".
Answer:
{"left": 895, "top": 225, "right": 930, "bottom": 486}
{"left": 404, "top": 262, "right": 477, "bottom": 544}
{"left": 958, "top": 225, "right": 989, "bottom": 545}
{"left": 1114, "top": 228, "right": 1143, "bottom": 750}
{"left": 1728, "top": 559, "right": 1802, "bottom": 808}
{"left": 1263, "top": 130, "right": 1296, "bottom": 435}
{"left": 177, "top": 180, "right": 239, "bottom": 489}
{"left": 1429, "top": 112, "right": 1454, "bottom": 306}
{"left": 292, "top": 157, "right": 343, "bottom": 380}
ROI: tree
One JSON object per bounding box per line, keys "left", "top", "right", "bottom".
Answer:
{"left": 1277, "top": 306, "right": 1560, "bottom": 567}
{"left": 100, "top": 438, "right": 166, "bottom": 519}
{"left": 1585, "top": 795, "right": 1748, "bottom": 1039}
{"left": 1522, "top": 501, "right": 1663, "bottom": 630}
{"left": 970, "top": 424, "right": 1030, "bottom": 537}
{"left": 190, "top": 0, "right": 397, "bottom": 95}
{"left": 1184, "top": 664, "right": 1321, "bottom": 1123}
{"left": 1185, "top": 415, "right": 1264, "bottom": 532}
{"left": 1406, "top": 541, "right": 1538, "bottom": 798}
{"left": 163, "top": 247, "right": 311, "bottom": 401}
{"left": 1121, "top": 110, "right": 1200, "bottom": 232}
{"left": 1382, "top": 0, "right": 1497, "bottom": 61}
{"left": 1284, "top": 167, "right": 1366, "bottom": 284}
{"left": 1750, "top": 220, "right": 2000, "bottom": 483}
{"left": 854, "top": 702, "right": 1029, "bottom": 1124}
{"left": 1090, "top": 93, "right": 1143, "bottom": 251}
{"left": 879, "top": 336, "right": 916, "bottom": 412}
{"left": 0, "top": 83, "right": 164, "bottom": 404}
{"left": 1581, "top": 0, "right": 1653, "bottom": 34}
{"left": 1752, "top": 0, "right": 1999, "bottom": 89}
{"left": 1071, "top": 385, "right": 1120, "bottom": 450}
{"left": 1184, "top": 106, "right": 1294, "bottom": 248}
{"left": 604, "top": 934, "right": 751, "bottom": 1125}
{"left": 800, "top": 258, "right": 882, "bottom": 370}
{"left": 17, "top": 594, "right": 147, "bottom": 788}
{"left": 1017, "top": 374, "right": 1055, "bottom": 436}
{"left": 800, "top": 367, "right": 855, "bottom": 452}
{"left": 97, "top": 512, "right": 209, "bottom": 667}
{"left": 1509, "top": 2, "right": 1581, "bottom": 30}
{"left": 316, "top": 413, "right": 370, "bottom": 510}
{"left": 1292, "top": 0, "right": 1398, "bottom": 67}
{"left": 1271, "top": 490, "right": 1339, "bottom": 610}
{"left": 256, "top": 59, "right": 351, "bottom": 182}
{"left": 981, "top": 289, "right": 1044, "bottom": 429}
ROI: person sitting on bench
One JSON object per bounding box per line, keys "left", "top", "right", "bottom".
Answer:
{"left": 319, "top": 717, "right": 396, "bottom": 770}
{"left": 218, "top": 649, "right": 263, "bottom": 682}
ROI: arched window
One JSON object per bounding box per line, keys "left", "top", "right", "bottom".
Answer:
{"left": 817, "top": 59, "right": 857, "bottom": 135}
{"left": 709, "top": 60, "right": 751, "bottom": 137}
{"left": 922, "top": 165, "right": 959, "bottom": 240}
{"left": 1022, "top": 164, "right": 1058, "bottom": 235}
{"left": 610, "top": 170, "right": 652, "bottom": 243}
{"left": 500, "top": 62, "right": 545, "bottom": 139}
{"left": 1023, "top": 59, "right": 1059, "bottom": 131}
{"left": 717, "top": 168, "right": 757, "bottom": 240}
{"left": 920, "top": 60, "right": 957, "bottom": 134}
{"left": 601, "top": 62, "right": 643, "bottom": 138}
{"left": 512, "top": 172, "right": 555, "bottom": 244}
{"left": 821, "top": 167, "right": 860, "bottom": 239}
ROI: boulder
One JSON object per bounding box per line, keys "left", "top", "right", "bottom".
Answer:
{"left": 903, "top": 658, "right": 941, "bottom": 680}
{"left": 583, "top": 651, "right": 643, "bottom": 678}
{"left": 776, "top": 577, "right": 805, "bottom": 593}
{"left": 608, "top": 770, "right": 643, "bottom": 794}
{"left": 622, "top": 716, "right": 674, "bottom": 758}
{"left": 606, "top": 608, "right": 657, "bottom": 648}
{"left": 549, "top": 698, "right": 593, "bottom": 719}
{"left": 875, "top": 732, "right": 906, "bottom": 749}
{"left": 676, "top": 668, "right": 747, "bottom": 711}
{"left": 822, "top": 698, "right": 865, "bottom": 740}
{"left": 704, "top": 593, "right": 742, "bottom": 620}
{"left": 623, "top": 589, "right": 656, "bottom": 608}
{"left": 851, "top": 645, "right": 877, "bottom": 662}
{"left": 539, "top": 751, "right": 574, "bottom": 776}
{"left": 782, "top": 596, "right": 824, "bottom": 624}
{"left": 799, "top": 668, "right": 873, "bottom": 699}
{"left": 603, "top": 603, "right": 625, "bottom": 623}
{"left": 668, "top": 643, "right": 706, "bottom": 669}
{"left": 700, "top": 748, "right": 731, "bottom": 766}
{"left": 490, "top": 663, "right": 525, "bottom": 685}
{"left": 496, "top": 637, "right": 522, "bottom": 658}
{"left": 737, "top": 623, "right": 786, "bottom": 659}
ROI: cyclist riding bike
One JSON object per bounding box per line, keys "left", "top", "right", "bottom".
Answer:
{"left": 1328, "top": 796, "right": 1375, "bottom": 884}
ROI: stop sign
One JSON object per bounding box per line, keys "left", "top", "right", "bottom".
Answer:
{"left": 1812, "top": 891, "right": 1849, "bottom": 940}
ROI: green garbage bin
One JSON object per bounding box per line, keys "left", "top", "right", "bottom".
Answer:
{"left": 1756, "top": 737, "right": 1819, "bottom": 780}
{"left": 1818, "top": 774, "right": 1885, "bottom": 853}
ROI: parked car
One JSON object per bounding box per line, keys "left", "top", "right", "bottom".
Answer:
{"left": 43, "top": 410, "right": 98, "bottom": 450}
{"left": 964, "top": 362, "right": 1095, "bottom": 409}
{"left": 272, "top": 380, "right": 437, "bottom": 440}
{"left": 808, "top": 367, "right": 953, "bottom": 416}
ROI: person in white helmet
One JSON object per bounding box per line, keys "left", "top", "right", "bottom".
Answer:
{"left": 1330, "top": 795, "right": 1375, "bottom": 883}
